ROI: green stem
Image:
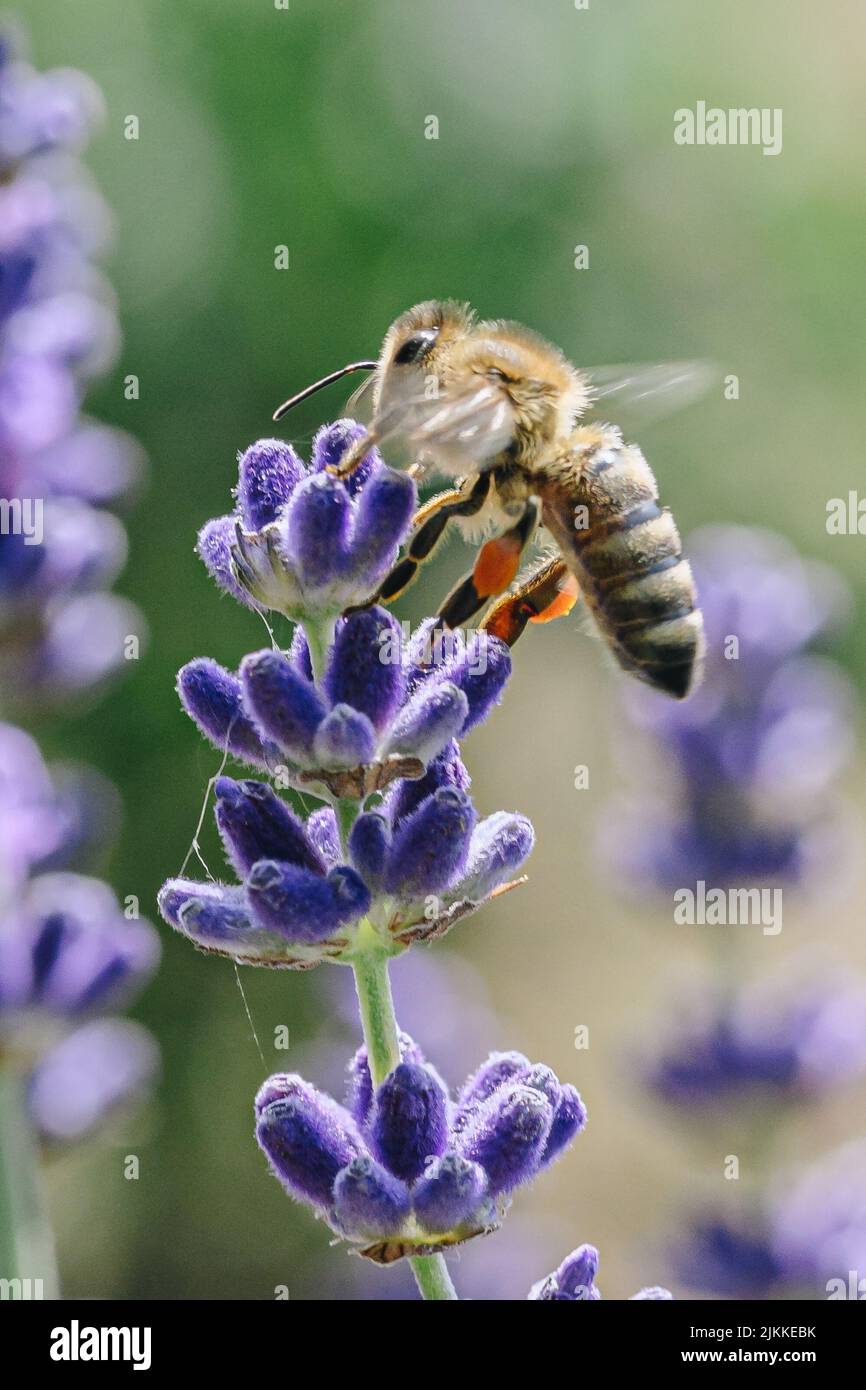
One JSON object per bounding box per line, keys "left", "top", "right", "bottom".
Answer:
{"left": 351, "top": 938, "right": 401, "bottom": 1087}
{"left": 0, "top": 1067, "right": 59, "bottom": 1299}
{"left": 350, "top": 939, "right": 458, "bottom": 1302}
{"left": 303, "top": 616, "right": 336, "bottom": 685}
{"left": 408, "top": 1253, "right": 459, "bottom": 1301}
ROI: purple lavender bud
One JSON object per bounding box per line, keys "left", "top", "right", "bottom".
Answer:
{"left": 348, "top": 467, "right": 417, "bottom": 586}
{"left": 440, "top": 632, "right": 511, "bottom": 733}
{"left": 370, "top": 1061, "right": 449, "bottom": 1183}
{"left": 348, "top": 812, "right": 390, "bottom": 890}
{"left": 333, "top": 1155, "right": 411, "bottom": 1238}
{"left": 542, "top": 1084, "right": 588, "bottom": 1165}
{"left": 196, "top": 515, "right": 260, "bottom": 609}
{"left": 385, "top": 787, "right": 476, "bottom": 896}
{"left": 458, "top": 1083, "right": 553, "bottom": 1196}
{"left": 177, "top": 659, "right": 274, "bottom": 768}
{"left": 246, "top": 860, "right": 369, "bottom": 943}
{"left": 281, "top": 471, "right": 351, "bottom": 588}
{"left": 158, "top": 880, "right": 256, "bottom": 947}
{"left": 158, "top": 878, "right": 225, "bottom": 930}
{"left": 254, "top": 1073, "right": 311, "bottom": 1115}
{"left": 324, "top": 608, "right": 407, "bottom": 733}
{"left": 458, "top": 1051, "right": 531, "bottom": 1110}
{"left": 240, "top": 649, "right": 326, "bottom": 761}
{"left": 556, "top": 1244, "right": 600, "bottom": 1299}
{"left": 236, "top": 439, "right": 305, "bottom": 530}
{"left": 631, "top": 1286, "right": 674, "bottom": 1300}
{"left": 214, "top": 777, "right": 325, "bottom": 876}
{"left": 256, "top": 1089, "right": 361, "bottom": 1206}
{"left": 383, "top": 679, "right": 469, "bottom": 765}
{"left": 305, "top": 806, "right": 341, "bottom": 868}
{"left": 312, "top": 419, "right": 379, "bottom": 496}
{"left": 413, "top": 1152, "right": 488, "bottom": 1234}
{"left": 520, "top": 1064, "right": 562, "bottom": 1111}
{"left": 345, "top": 1033, "right": 426, "bottom": 1126}
{"left": 312, "top": 705, "right": 376, "bottom": 768}
{"left": 459, "top": 812, "right": 535, "bottom": 899}
{"left": 387, "top": 742, "right": 471, "bottom": 827}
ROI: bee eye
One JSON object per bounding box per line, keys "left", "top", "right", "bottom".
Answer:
{"left": 394, "top": 329, "right": 438, "bottom": 365}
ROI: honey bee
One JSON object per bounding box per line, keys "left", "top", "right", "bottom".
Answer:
{"left": 273, "top": 301, "right": 707, "bottom": 698}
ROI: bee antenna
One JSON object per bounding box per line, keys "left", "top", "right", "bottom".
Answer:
{"left": 272, "top": 361, "right": 378, "bottom": 421}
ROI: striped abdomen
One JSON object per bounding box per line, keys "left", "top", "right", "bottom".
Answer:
{"left": 539, "top": 428, "right": 704, "bottom": 698}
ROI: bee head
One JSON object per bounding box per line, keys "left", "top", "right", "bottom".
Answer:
{"left": 374, "top": 300, "right": 475, "bottom": 411}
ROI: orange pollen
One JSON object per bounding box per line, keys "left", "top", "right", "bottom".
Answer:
{"left": 473, "top": 535, "right": 523, "bottom": 598}
{"left": 529, "top": 574, "right": 579, "bottom": 624}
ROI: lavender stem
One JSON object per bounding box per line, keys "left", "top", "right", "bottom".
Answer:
{"left": 0, "top": 1069, "right": 60, "bottom": 1300}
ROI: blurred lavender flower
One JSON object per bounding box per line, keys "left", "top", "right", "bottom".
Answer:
{"left": 676, "top": 1138, "right": 866, "bottom": 1299}
{"left": 645, "top": 965, "right": 866, "bottom": 1109}
{"left": 0, "top": 871, "right": 159, "bottom": 1055}
{"left": 0, "top": 28, "right": 157, "bottom": 1305}
{"left": 771, "top": 1138, "right": 866, "bottom": 1295}
{"left": 255, "top": 1037, "right": 585, "bottom": 1262}
{"left": 604, "top": 526, "right": 856, "bottom": 892}
{"left": 528, "top": 1243, "right": 672, "bottom": 1301}
{"left": 198, "top": 423, "right": 416, "bottom": 621}
{"left": 28, "top": 1017, "right": 159, "bottom": 1145}
{"left": 0, "top": 719, "right": 121, "bottom": 897}
{"left": 0, "top": 24, "right": 145, "bottom": 706}
{"left": 609, "top": 527, "right": 865, "bottom": 1302}
{"left": 0, "top": 740, "right": 160, "bottom": 1143}
{"left": 673, "top": 1215, "right": 783, "bottom": 1298}
{"left": 0, "top": 720, "right": 75, "bottom": 897}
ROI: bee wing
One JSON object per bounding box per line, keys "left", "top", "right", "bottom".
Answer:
{"left": 374, "top": 379, "right": 515, "bottom": 468}
{"left": 585, "top": 361, "right": 716, "bottom": 429}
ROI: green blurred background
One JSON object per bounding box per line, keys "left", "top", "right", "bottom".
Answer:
{"left": 20, "top": 0, "right": 866, "bottom": 1298}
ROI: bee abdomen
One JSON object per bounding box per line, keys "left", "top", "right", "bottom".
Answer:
{"left": 543, "top": 432, "right": 704, "bottom": 698}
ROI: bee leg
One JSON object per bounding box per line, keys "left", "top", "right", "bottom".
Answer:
{"left": 437, "top": 499, "right": 540, "bottom": 629}
{"left": 376, "top": 472, "right": 492, "bottom": 604}
{"left": 480, "top": 557, "right": 579, "bottom": 647}
{"left": 326, "top": 428, "right": 381, "bottom": 479}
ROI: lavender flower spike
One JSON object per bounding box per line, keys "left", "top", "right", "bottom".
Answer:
{"left": 254, "top": 1037, "right": 586, "bottom": 1262}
